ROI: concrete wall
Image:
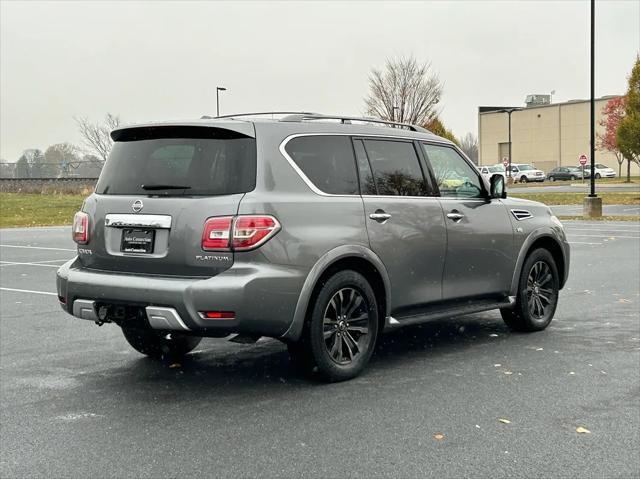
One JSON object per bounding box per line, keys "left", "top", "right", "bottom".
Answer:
{"left": 478, "top": 97, "right": 640, "bottom": 176}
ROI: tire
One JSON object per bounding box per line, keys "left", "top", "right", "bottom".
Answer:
{"left": 549, "top": 176, "right": 555, "bottom": 182}
{"left": 122, "top": 326, "right": 201, "bottom": 359}
{"left": 570, "top": 175, "right": 576, "bottom": 180}
{"left": 520, "top": 176, "right": 528, "bottom": 183}
{"left": 289, "top": 270, "right": 379, "bottom": 382}
{"left": 501, "top": 248, "right": 559, "bottom": 332}
{"left": 595, "top": 173, "right": 601, "bottom": 179}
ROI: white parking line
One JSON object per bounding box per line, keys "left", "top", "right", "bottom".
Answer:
{"left": 0, "top": 244, "right": 76, "bottom": 252}
{"left": 0, "top": 261, "right": 62, "bottom": 268}
{"left": 0, "top": 287, "right": 57, "bottom": 296}
{"left": 28, "top": 258, "right": 73, "bottom": 264}
{"left": 565, "top": 228, "right": 640, "bottom": 233}
{"left": 568, "top": 241, "right": 602, "bottom": 245}
{"left": 567, "top": 234, "right": 640, "bottom": 239}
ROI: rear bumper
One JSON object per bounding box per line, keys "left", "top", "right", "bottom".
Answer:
{"left": 56, "top": 258, "right": 306, "bottom": 338}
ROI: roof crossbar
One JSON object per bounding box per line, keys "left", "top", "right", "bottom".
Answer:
{"left": 280, "top": 114, "right": 430, "bottom": 133}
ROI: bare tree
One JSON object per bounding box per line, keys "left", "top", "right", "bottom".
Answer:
{"left": 459, "top": 133, "right": 478, "bottom": 164}
{"left": 365, "top": 56, "right": 442, "bottom": 126}
{"left": 75, "top": 113, "right": 122, "bottom": 162}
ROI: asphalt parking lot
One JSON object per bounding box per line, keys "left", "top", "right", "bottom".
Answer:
{"left": 1, "top": 222, "right": 639, "bottom": 478}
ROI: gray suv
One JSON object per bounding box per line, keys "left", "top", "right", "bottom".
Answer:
{"left": 56, "top": 113, "right": 570, "bottom": 381}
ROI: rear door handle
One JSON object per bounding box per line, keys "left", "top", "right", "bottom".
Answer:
{"left": 369, "top": 211, "right": 391, "bottom": 222}
{"left": 446, "top": 212, "right": 464, "bottom": 222}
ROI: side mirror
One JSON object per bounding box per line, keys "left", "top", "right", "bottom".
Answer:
{"left": 490, "top": 174, "right": 507, "bottom": 199}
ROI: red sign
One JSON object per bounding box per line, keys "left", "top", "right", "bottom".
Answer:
{"left": 502, "top": 157, "right": 509, "bottom": 167}
{"left": 579, "top": 154, "right": 588, "bottom": 166}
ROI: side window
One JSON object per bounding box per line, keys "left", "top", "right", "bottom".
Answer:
{"left": 422, "top": 143, "right": 484, "bottom": 198}
{"left": 284, "top": 136, "right": 358, "bottom": 195}
{"left": 361, "top": 139, "right": 429, "bottom": 196}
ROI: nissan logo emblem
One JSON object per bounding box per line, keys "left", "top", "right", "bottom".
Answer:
{"left": 132, "top": 200, "right": 144, "bottom": 213}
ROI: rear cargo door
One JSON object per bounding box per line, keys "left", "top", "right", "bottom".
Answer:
{"left": 79, "top": 124, "right": 256, "bottom": 277}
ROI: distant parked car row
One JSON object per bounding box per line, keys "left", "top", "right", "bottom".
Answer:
{"left": 477, "top": 163, "right": 616, "bottom": 183}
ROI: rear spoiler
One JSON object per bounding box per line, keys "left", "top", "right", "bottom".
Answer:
{"left": 111, "top": 121, "right": 255, "bottom": 141}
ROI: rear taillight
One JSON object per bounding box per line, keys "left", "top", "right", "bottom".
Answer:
{"left": 232, "top": 215, "right": 281, "bottom": 251}
{"left": 72, "top": 211, "right": 89, "bottom": 244}
{"left": 201, "top": 215, "right": 280, "bottom": 252}
{"left": 202, "top": 216, "right": 233, "bottom": 250}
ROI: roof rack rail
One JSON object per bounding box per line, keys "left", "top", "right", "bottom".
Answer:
{"left": 201, "top": 111, "right": 319, "bottom": 120}
{"left": 279, "top": 114, "right": 430, "bottom": 133}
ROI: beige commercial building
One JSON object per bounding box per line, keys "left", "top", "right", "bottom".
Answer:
{"left": 478, "top": 95, "right": 639, "bottom": 176}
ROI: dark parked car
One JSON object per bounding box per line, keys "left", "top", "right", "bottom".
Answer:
{"left": 547, "top": 166, "right": 588, "bottom": 181}
{"left": 57, "top": 112, "right": 570, "bottom": 381}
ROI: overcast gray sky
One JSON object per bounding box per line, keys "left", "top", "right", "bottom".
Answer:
{"left": 1, "top": 0, "right": 639, "bottom": 161}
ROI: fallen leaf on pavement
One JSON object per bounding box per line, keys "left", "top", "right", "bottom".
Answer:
{"left": 498, "top": 418, "right": 511, "bottom": 424}
{"left": 504, "top": 371, "right": 513, "bottom": 375}
{"left": 576, "top": 426, "right": 591, "bottom": 434}
{"left": 618, "top": 298, "right": 631, "bottom": 303}
{"left": 536, "top": 348, "right": 544, "bottom": 351}
{"left": 433, "top": 433, "right": 444, "bottom": 440}
{"left": 169, "top": 363, "right": 181, "bottom": 369}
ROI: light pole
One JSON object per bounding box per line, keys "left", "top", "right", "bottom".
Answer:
{"left": 499, "top": 108, "right": 518, "bottom": 178}
{"left": 583, "top": 0, "right": 602, "bottom": 218}
{"left": 216, "top": 86, "right": 227, "bottom": 117}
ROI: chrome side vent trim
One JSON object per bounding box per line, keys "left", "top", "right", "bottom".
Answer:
{"left": 511, "top": 209, "right": 533, "bottom": 221}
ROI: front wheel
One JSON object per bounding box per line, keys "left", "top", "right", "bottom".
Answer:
{"left": 595, "top": 173, "right": 601, "bottom": 179}
{"left": 570, "top": 175, "right": 577, "bottom": 180}
{"left": 122, "top": 327, "right": 201, "bottom": 359}
{"left": 520, "top": 176, "right": 528, "bottom": 183}
{"left": 549, "top": 176, "right": 555, "bottom": 182}
{"left": 501, "top": 248, "right": 559, "bottom": 332}
{"left": 289, "top": 270, "right": 379, "bottom": 382}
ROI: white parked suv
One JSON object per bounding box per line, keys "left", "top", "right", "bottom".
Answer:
{"left": 508, "top": 163, "right": 545, "bottom": 183}
{"left": 478, "top": 165, "right": 507, "bottom": 182}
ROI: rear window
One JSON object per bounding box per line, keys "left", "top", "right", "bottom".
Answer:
{"left": 362, "top": 139, "right": 430, "bottom": 196}
{"left": 95, "top": 126, "right": 256, "bottom": 196}
{"left": 284, "top": 135, "right": 358, "bottom": 195}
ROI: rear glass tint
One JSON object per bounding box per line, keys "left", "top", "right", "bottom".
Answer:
{"left": 362, "top": 139, "right": 430, "bottom": 196}
{"left": 284, "top": 136, "right": 358, "bottom": 195}
{"left": 96, "top": 126, "right": 256, "bottom": 196}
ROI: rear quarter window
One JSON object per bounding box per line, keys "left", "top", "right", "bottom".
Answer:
{"left": 284, "top": 135, "right": 358, "bottom": 195}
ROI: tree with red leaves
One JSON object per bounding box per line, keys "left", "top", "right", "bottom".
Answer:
{"left": 597, "top": 96, "right": 627, "bottom": 178}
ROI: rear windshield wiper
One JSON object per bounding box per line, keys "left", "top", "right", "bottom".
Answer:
{"left": 141, "top": 184, "right": 192, "bottom": 190}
